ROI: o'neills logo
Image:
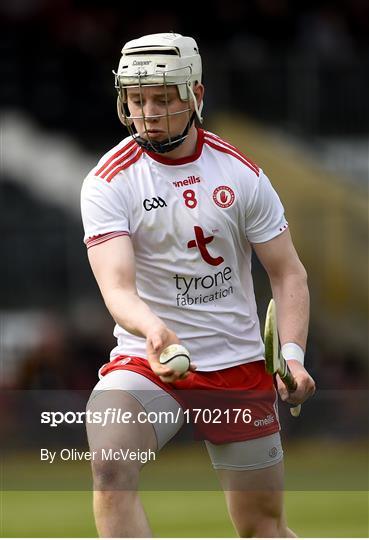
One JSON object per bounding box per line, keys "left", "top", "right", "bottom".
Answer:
{"left": 173, "top": 175, "right": 201, "bottom": 188}
{"left": 254, "top": 414, "right": 275, "bottom": 427}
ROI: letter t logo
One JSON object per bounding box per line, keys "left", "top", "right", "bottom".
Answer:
{"left": 187, "top": 226, "right": 224, "bottom": 266}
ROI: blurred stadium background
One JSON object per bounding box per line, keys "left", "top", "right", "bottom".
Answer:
{"left": 1, "top": 0, "right": 368, "bottom": 537}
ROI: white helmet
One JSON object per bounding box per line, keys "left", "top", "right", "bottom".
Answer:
{"left": 114, "top": 32, "right": 203, "bottom": 153}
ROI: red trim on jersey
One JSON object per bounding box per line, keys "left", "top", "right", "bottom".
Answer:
{"left": 204, "top": 132, "right": 260, "bottom": 175}
{"left": 99, "top": 145, "right": 138, "bottom": 179}
{"left": 105, "top": 148, "right": 144, "bottom": 182}
{"left": 95, "top": 139, "right": 137, "bottom": 177}
{"left": 85, "top": 231, "right": 129, "bottom": 249}
{"left": 204, "top": 139, "right": 259, "bottom": 176}
{"left": 144, "top": 128, "right": 205, "bottom": 165}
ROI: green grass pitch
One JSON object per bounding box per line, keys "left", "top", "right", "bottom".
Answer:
{"left": 1, "top": 441, "right": 368, "bottom": 537}
{"left": 2, "top": 490, "right": 368, "bottom": 537}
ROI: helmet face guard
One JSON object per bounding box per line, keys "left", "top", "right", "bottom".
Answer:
{"left": 114, "top": 33, "right": 203, "bottom": 154}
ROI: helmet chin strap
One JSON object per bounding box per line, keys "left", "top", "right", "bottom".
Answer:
{"left": 133, "top": 113, "right": 195, "bottom": 154}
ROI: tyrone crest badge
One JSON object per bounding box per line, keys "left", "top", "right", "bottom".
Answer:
{"left": 212, "top": 186, "right": 235, "bottom": 208}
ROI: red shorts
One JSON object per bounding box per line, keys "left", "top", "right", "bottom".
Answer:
{"left": 99, "top": 356, "right": 280, "bottom": 444}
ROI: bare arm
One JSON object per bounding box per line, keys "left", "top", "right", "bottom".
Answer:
{"left": 252, "top": 229, "right": 315, "bottom": 405}
{"left": 87, "top": 235, "right": 192, "bottom": 381}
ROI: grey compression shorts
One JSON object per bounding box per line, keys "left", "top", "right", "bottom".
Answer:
{"left": 89, "top": 369, "right": 283, "bottom": 470}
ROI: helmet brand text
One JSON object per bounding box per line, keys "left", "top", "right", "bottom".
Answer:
{"left": 133, "top": 60, "right": 152, "bottom": 66}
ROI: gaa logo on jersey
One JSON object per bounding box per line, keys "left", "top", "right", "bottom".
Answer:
{"left": 212, "top": 186, "right": 235, "bottom": 208}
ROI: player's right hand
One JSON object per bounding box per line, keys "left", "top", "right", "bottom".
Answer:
{"left": 146, "top": 324, "right": 196, "bottom": 383}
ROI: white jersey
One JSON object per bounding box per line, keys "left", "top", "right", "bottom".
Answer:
{"left": 81, "top": 128, "right": 288, "bottom": 371}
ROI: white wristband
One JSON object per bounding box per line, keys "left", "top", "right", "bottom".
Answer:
{"left": 281, "top": 343, "right": 305, "bottom": 365}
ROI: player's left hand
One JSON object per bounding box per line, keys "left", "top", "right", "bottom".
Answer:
{"left": 146, "top": 324, "right": 196, "bottom": 383}
{"left": 277, "top": 360, "right": 316, "bottom": 406}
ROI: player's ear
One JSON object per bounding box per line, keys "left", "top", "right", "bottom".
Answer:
{"left": 193, "top": 82, "right": 204, "bottom": 106}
